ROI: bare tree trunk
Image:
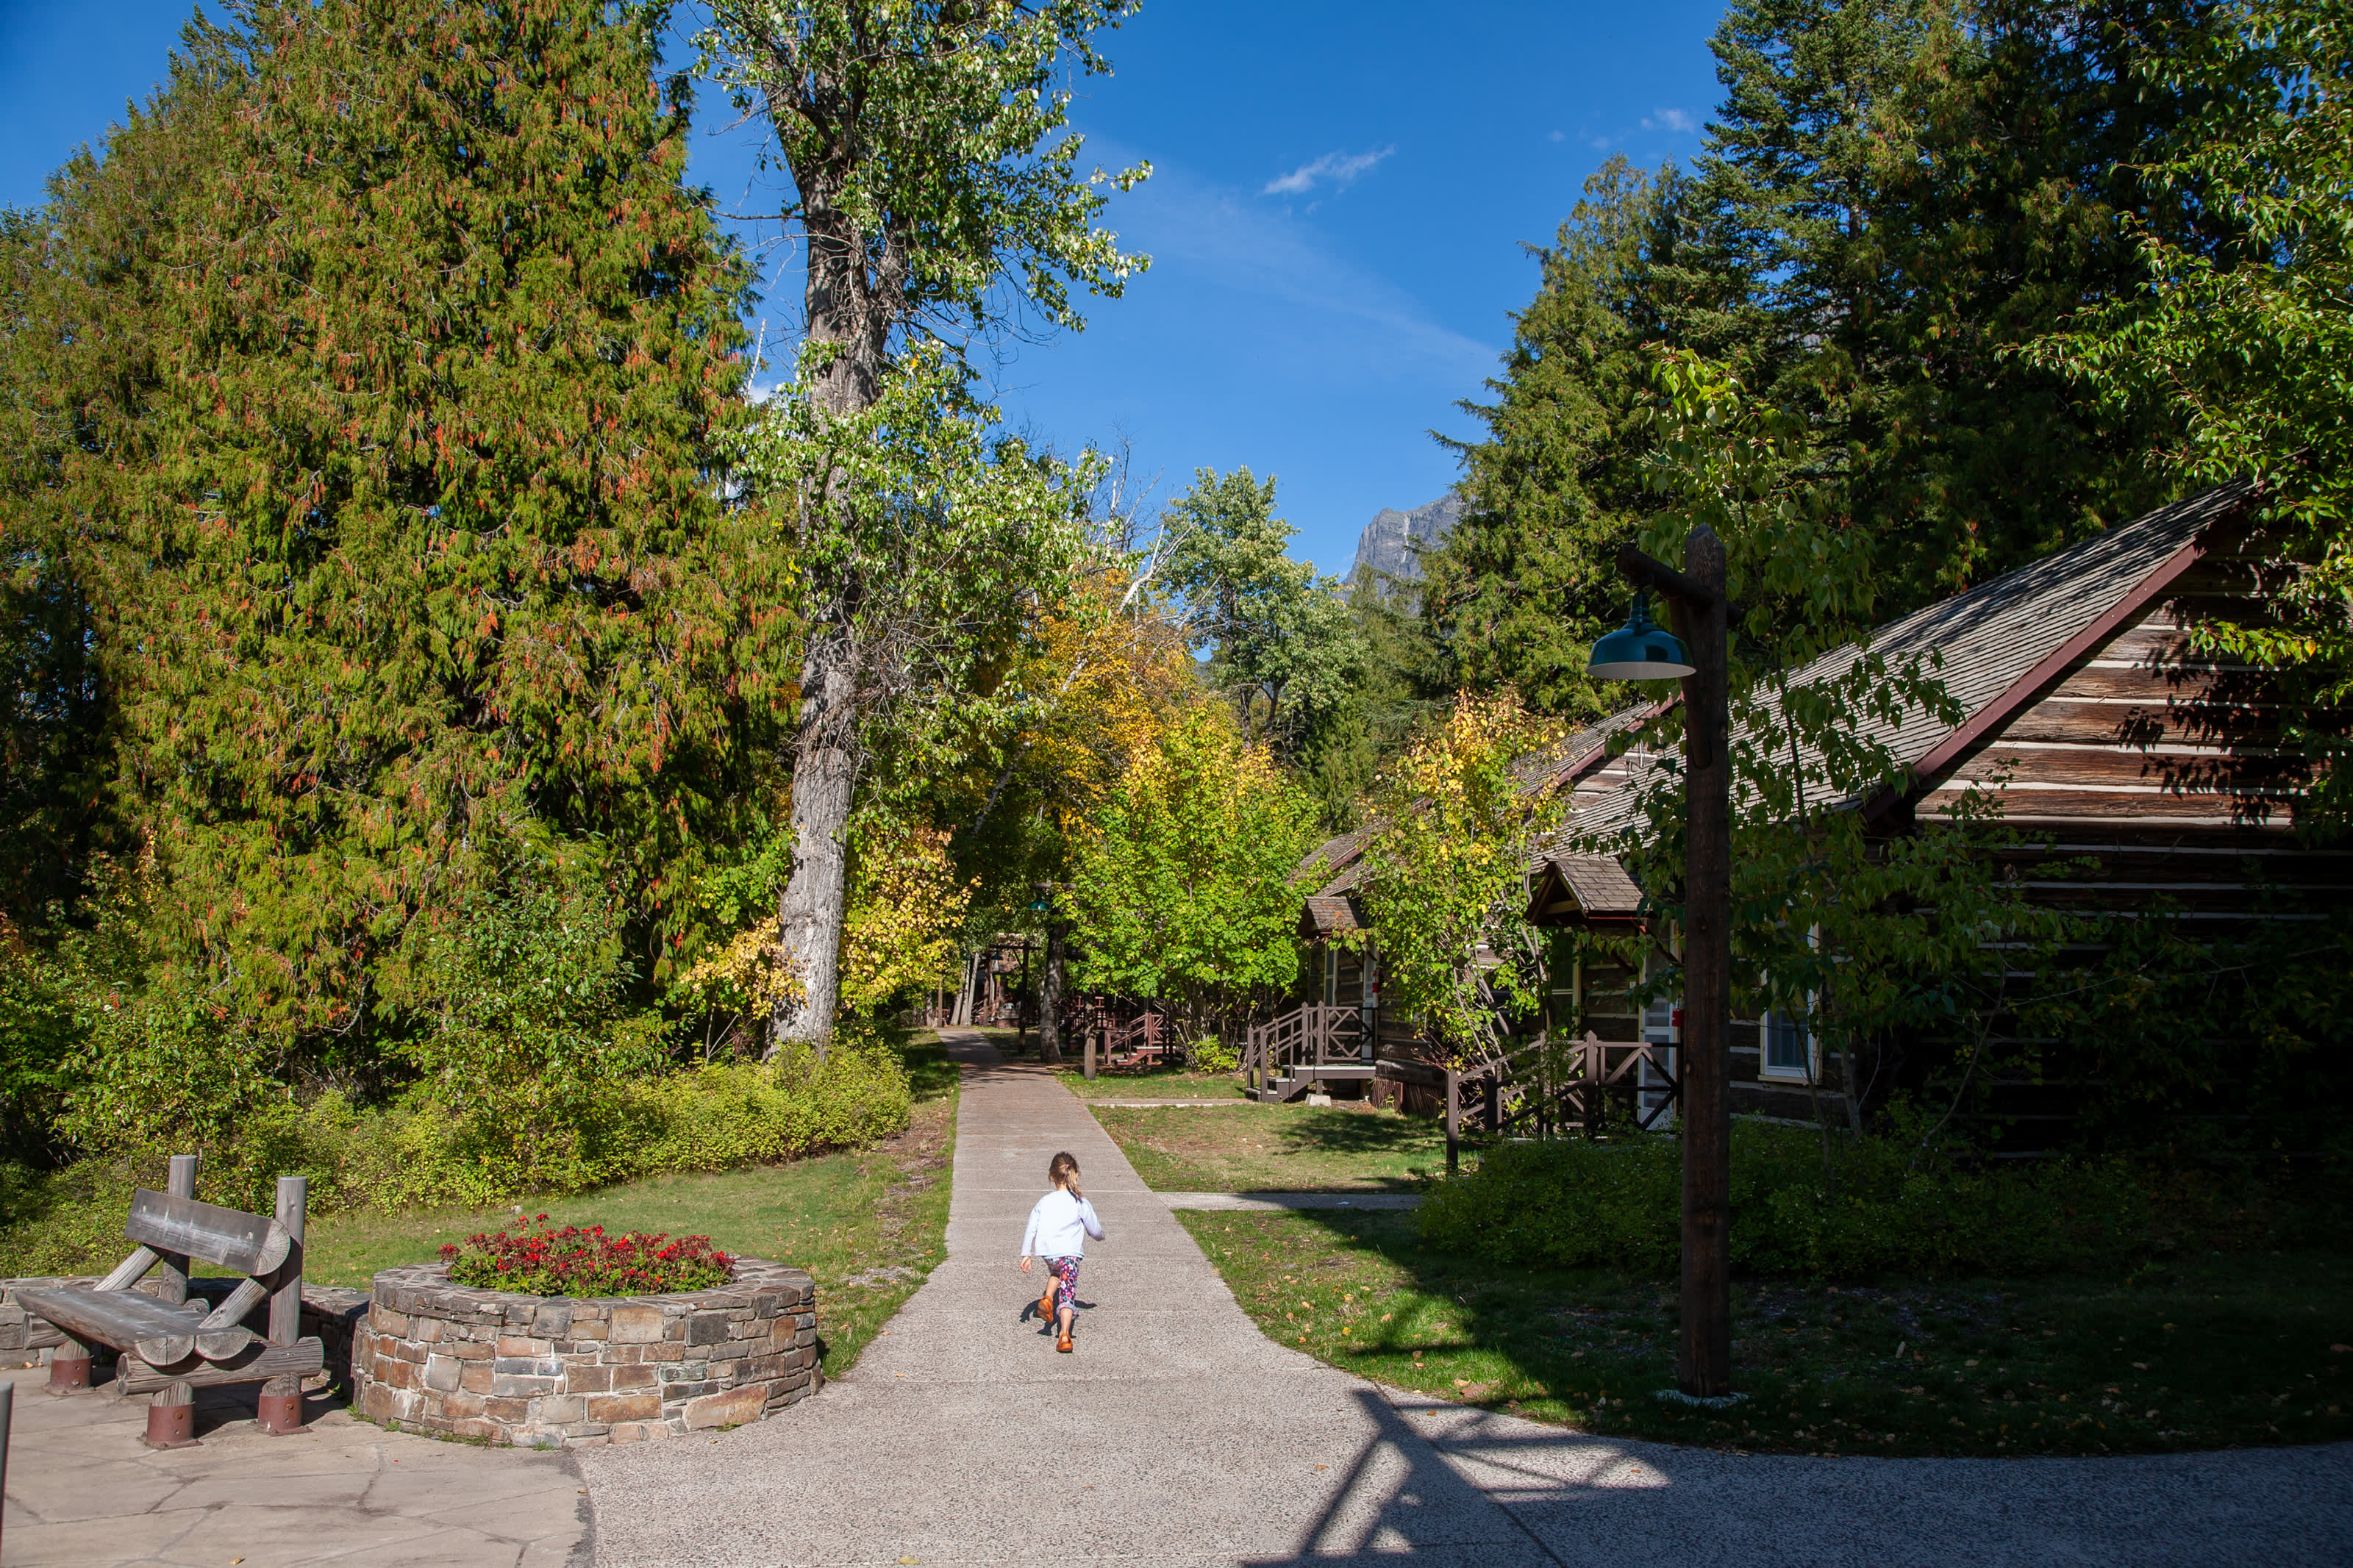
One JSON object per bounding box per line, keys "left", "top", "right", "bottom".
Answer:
{"left": 1039, "top": 918, "right": 1066, "bottom": 1065}
{"left": 771, "top": 629, "right": 859, "bottom": 1058}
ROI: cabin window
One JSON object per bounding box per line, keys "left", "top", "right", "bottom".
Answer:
{"left": 1760, "top": 1006, "right": 1813, "bottom": 1081}
{"left": 1323, "top": 947, "right": 1338, "bottom": 1006}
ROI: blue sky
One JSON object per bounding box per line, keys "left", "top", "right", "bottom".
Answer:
{"left": 0, "top": 1, "right": 1727, "bottom": 576}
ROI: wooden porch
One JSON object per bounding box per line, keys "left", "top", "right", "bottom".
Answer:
{"left": 1243, "top": 1003, "right": 1374, "bottom": 1103}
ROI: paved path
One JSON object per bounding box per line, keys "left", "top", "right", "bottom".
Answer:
{"left": 579, "top": 1034, "right": 2353, "bottom": 1567}
{"left": 1, "top": 1365, "right": 586, "bottom": 1567}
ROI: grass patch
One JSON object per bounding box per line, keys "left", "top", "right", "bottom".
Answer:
{"left": 971, "top": 1025, "right": 1249, "bottom": 1099}
{"left": 1180, "top": 1207, "right": 2353, "bottom": 1456}
{"left": 1052, "top": 1065, "right": 1249, "bottom": 1100}
{"left": 6, "top": 1037, "right": 960, "bottom": 1380}
{"left": 1093, "top": 1100, "right": 1447, "bottom": 1192}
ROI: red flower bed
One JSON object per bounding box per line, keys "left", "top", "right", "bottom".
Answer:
{"left": 439, "top": 1216, "right": 733, "bottom": 1297}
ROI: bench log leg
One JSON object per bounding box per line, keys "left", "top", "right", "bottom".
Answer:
{"left": 46, "top": 1336, "right": 91, "bottom": 1394}
{"left": 257, "top": 1175, "right": 310, "bottom": 1435}
{"left": 145, "top": 1378, "right": 199, "bottom": 1449}
{"left": 256, "top": 1373, "right": 305, "bottom": 1435}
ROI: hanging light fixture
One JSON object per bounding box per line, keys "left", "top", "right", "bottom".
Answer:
{"left": 1587, "top": 590, "right": 1695, "bottom": 680}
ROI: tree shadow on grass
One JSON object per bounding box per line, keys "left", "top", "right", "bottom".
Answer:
{"left": 1270, "top": 1107, "right": 1453, "bottom": 1165}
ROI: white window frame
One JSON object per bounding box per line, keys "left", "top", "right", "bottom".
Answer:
{"left": 1639, "top": 951, "right": 1679, "bottom": 1127}
{"left": 1757, "top": 997, "right": 1818, "bottom": 1083}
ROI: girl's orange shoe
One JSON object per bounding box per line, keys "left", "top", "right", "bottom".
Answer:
{"left": 1038, "top": 1289, "right": 1055, "bottom": 1320}
{"left": 1056, "top": 1332, "right": 1074, "bottom": 1353}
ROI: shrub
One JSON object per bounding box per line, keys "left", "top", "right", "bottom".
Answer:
{"left": 626, "top": 1037, "right": 913, "bottom": 1176}
{"left": 1187, "top": 1037, "right": 1240, "bottom": 1074}
{"left": 1417, "top": 1122, "right": 2157, "bottom": 1281}
{"left": 440, "top": 1217, "right": 732, "bottom": 1296}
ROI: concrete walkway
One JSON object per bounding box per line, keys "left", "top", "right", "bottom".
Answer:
{"left": 1, "top": 1365, "right": 587, "bottom": 1566}
{"left": 579, "top": 1033, "right": 2353, "bottom": 1567}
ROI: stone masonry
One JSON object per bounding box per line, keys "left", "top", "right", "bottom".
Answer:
{"left": 354, "top": 1257, "right": 817, "bottom": 1449}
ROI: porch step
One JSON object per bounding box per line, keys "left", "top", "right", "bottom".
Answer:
{"left": 1254, "top": 1063, "right": 1379, "bottom": 1103}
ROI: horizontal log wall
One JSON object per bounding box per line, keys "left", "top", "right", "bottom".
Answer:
{"left": 1899, "top": 523, "right": 2343, "bottom": 1145}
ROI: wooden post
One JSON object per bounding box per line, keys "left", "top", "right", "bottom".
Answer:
{"left": 257, "top": 1174, "right": 308, "bottom": 1434}
{"left": 1583, "top": 1034, "right": 1603, "bottom": 1139}
{"left": 1444, "top": 1069, "right": 1460, "bottom": 1175}
{"left": 146, "top": 1153, "right": 200, "bottom": 1449}
{"left": 1084, "top": 1021, "right": 1096, "bottom": 1080}
{"left": 0, "top": 1378, "right": 12, "bottom": 1558}
{"left": 1677, "top": 527, "right": 1734, "bottom": 1401}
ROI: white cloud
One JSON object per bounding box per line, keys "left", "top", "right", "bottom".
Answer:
{"left": 1103, "top": 149, "right": 1494, "bottom": 381}
{"left": 1261, "top": 146, "right": 1394, "bottom": 198}
{"left": 1549, "top": 129, "right": 1565, "bottom": 143}
{"left": 1640, "top": 107, "right": 1698, "bottom": 134}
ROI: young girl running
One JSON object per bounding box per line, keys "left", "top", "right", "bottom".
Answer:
{"left": 1019, "top": 1151, "right": 1104, "bottom": 1353}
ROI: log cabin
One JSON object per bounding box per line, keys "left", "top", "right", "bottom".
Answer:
{"left": 1288, "top": 479, "right": 2347, "bottom": 1142}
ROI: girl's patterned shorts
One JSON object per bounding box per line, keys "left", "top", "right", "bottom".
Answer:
{"left": 1046, "top": 1255, "right": 1081, "bottom": 1313}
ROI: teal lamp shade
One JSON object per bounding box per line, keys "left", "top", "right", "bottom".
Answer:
{"left": 1587, "top": 591, "right": 1695, "bottom": 681}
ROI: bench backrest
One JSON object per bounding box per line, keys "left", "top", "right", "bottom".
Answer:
{"left": 125, "top": 1188, "right": 293, "bottom": 1275}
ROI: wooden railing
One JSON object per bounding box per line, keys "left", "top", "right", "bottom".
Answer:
{"left": 1243, "top": 1003, "right": 1365, "bottom": 1096}
{"left": 1485, "top": 1030, "right": 1680, "bottom": 1137}
{"left": 1103, "top": 1012, "right": 1165, "bottom": 1066}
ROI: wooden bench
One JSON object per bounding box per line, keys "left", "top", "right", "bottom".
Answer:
{"left": 21, "top": 1154, "right": 322, "bottom": 1447}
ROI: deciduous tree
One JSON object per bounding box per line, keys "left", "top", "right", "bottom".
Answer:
{"left": 697, "top": 0, "right": 1148, "bottom": 1048}
{"left": 1347, "top": 692, "right": 1565, "bottom": 1067}
{"left": 1064, "top": 706, "right": 1318, "bottom": 1045}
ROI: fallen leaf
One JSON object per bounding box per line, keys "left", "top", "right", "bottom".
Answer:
{"left": 2132, "top": 1363, "right": 2149, "bottom": 1371}
{"left": 2332, "top": 1345, "right": 2352, "bottom": 1355}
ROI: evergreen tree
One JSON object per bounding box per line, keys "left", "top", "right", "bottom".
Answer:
{"left": 0, "top": 20, "right": 251, "bottom": 923}
{"left": 15, "top": 0, "right": 775, "bottom": 1045}
{"left": 1421, "top": 160, "right": 1695, "bottom": 720}
{"left": 1428, "top": 0, "right": 2246, "bottom": 709}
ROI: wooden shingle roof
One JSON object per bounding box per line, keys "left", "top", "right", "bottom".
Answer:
{"left": 1528, "top": 853, "right": 1644, "bottom": 924}
{"left": 1559, "top": 478, "right": 2259, "bottom": 842}
{"left": 1299, "top": 895, "right": 1364, "bottom": 940}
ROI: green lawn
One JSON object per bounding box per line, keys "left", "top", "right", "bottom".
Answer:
{"left": 1051, "top": 1064, "right": 1249, "bottom": 1100}
{"left": 1183, "top": 1207, "right": 2353, "bottom": 1457}
{"left": 965, "top": 1024, "right": 1249, "bottom": 1099}
{"left": 297, "top": 1038, "right": 959, "bottom": 1378}
{"left": 6, "top": 1038, "right": 960, "bottom": 1381}
{"left": 1093, "top": 1100, "right": 1447, "bottom": 1192}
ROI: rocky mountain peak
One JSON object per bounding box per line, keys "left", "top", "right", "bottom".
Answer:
{"left": 1350, "top": 490, "right": 1463, "bottom": 587}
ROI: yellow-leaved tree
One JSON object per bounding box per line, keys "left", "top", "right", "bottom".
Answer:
{"left": 1349, "top": 691, "right": 1567, "bottom": 1067}
{"left": 838, "top": 822, "right": 974, "bottom": 1017}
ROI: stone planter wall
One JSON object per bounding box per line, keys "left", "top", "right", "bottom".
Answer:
{"left": 354, "top": 1258, "right": 817, "bottom": 1448}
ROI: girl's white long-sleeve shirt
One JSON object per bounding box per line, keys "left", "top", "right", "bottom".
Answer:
{"left": 1021, "top": 1189, "right": 1104, "bottom": 1259}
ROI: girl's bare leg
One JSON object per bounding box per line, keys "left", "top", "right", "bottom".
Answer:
{"left": 1057, "top": 1303, "right": 1074, "bottom": 1337}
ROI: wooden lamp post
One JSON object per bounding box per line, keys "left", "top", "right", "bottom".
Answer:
{"left": 1587, "top": 526, "right": 1734, "bottom": 1401}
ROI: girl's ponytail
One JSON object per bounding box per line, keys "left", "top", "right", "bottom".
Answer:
{"left": 1048, "top": 1150, "right": 1082, "bottom": 1199}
